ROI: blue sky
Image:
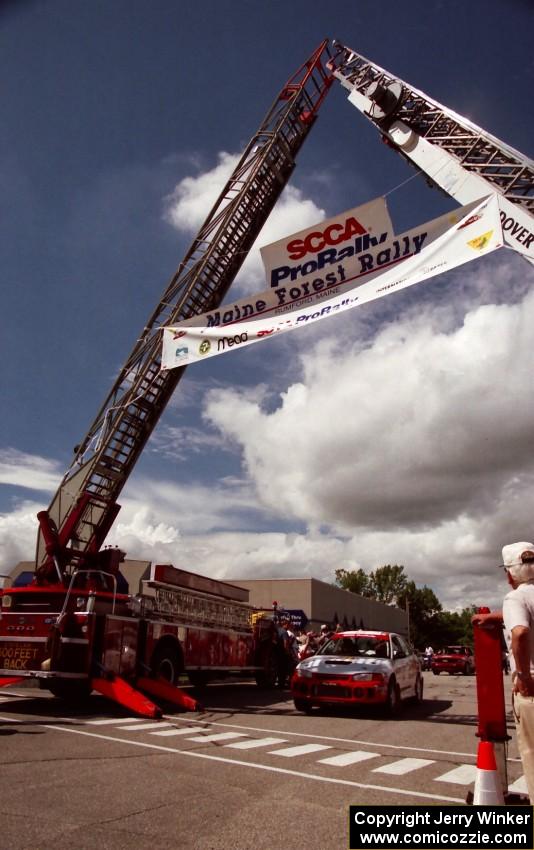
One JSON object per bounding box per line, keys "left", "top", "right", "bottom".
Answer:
{"left": 1, "top": 0, "right": 533, "bottom": 610}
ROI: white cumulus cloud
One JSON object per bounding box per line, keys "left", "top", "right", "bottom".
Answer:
{"left": 163, "top": 151, "right": 325, "bottom": 292}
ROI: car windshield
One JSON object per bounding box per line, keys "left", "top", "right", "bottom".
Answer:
{"left": 317, "top": 635, "right": 390, "bottom": 659}
{"left": 446, "top": 647, "right": 464, "bottom": 655}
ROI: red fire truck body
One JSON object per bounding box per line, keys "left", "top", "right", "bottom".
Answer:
{"left": 0, "top": 561, "right": 277, "bottom": 713}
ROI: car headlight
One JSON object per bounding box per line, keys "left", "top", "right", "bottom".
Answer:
{"left": 352, "top": 672, "right": 385, "bottom": 682}
{"left": 1, "top": 594, "right": 12, "bottom": 608}
{"left": 296, "top": 668, "right": 313, "bottom": 678}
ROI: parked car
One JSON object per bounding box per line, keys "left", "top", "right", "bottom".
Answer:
{"left": 431, "top": 645, "right": 475, "bottom": 676}
{"left": 291, "top": 630, "right": 423, "bottom": 716}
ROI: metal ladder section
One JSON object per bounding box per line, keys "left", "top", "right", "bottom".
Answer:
{"left": 36, "top": 40, "right": 336, "bottom": 577}
{"left": 330, "top": 42, "right": 534, "bottom": 213}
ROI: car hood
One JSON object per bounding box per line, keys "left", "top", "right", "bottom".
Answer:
{"left": 297, "top": 655, "right": 391, "bottom": 675}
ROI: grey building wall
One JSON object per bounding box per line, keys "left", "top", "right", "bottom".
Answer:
{"left": 230, "top": 577, "right": 408, "bottom": 637}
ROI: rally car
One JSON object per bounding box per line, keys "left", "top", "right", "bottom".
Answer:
{"left": 291, "top": 630, "right": 422, "bottom": 715}
{"left": 431, "top": 645, "right": 475, "bottom": 676}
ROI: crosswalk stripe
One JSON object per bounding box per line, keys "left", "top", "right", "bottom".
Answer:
{"left": 186, "top": 732, "right": 248, "bottom": 743}
{"left": 150, "top": 726, "right": 209, "bottom": 737}
{"left": 507, "top": 775, "right": 527, "bottom": 794}
{"left": 224, "top": 737, "right": 287, "bottom": 750}
{"left": 434, "top": 764, "right": 477, "bottom": 785}
{"left": 115, "top": 721, "right": 173, "bottom": 731}
{"left": 269, "top": 744, "right": 332, "bottom": 758}
{"left": 373, "top": 758, "right": 434, "bottom": 775}
{"left": 318, "top": 751, "right": 380, "bottom": 767}
{"left": 85, "top": 717, "right": 147, "bottom": 725}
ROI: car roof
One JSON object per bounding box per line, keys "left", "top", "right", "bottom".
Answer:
{"left": 331, "top": 630, "right": 392, "bottom": 638}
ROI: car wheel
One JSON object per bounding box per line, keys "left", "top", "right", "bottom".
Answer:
{"left": 433, "top": 670, "right": 440, "bottom": 676}
{"left": 294, "top": 698, "right": 312, "bottom": 714}
{"left": 413, "top": 674, "right": 424, "bottom": 704}
{"left": 385, "top": 679, "right": 401, "bottom": 717}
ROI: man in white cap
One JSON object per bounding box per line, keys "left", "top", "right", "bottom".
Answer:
{"left": 501, "top": 541, "right": 534, "bottom": 802}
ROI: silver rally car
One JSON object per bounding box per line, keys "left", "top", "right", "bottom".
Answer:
{"left": 291, "top": 630, "right": 423, "bottom": 715}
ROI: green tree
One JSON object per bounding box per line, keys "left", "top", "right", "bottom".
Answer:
{"left": 369, "top": 564, "right": 408, "bottom": 604}
{"left": 335, "top": 567, "right": 371, "bottom": 597}
{"left": 397, "top": 581, "right": 442, "bottom": 648}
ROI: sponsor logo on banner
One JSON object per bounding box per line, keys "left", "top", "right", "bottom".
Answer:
{"left": 468, "top": 230, "right": 494, "bottom": 251}
{"left": 497, "top": 197, "right": 534, "bottom": 260}
{"left": 160, "top": 196, "right": 504, "bottom": 371}
{"left": 261, "top": 196, "right": 394, "bottom": 288}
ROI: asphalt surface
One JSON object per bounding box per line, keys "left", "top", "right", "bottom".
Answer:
{"left": 0, "top": 672, "right": 524, "bottom": 850}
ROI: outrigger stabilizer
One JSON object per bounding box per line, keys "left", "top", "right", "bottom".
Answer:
{"left": 0, "top": 674, "right": 203, "bottom": 718}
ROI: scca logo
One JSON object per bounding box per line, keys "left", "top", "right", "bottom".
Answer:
{"left": 286, "top": 216, "right": 367, "bottom": 261}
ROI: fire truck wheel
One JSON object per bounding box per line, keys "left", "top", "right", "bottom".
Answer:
{"left": 151, "top": 643, "right": 183, "bottom": 684}
{"left": 48, "top": 681, "right": 92, "bottom": 703}
{"left": 255, "top": 644, "right": 278, "bottom": 689}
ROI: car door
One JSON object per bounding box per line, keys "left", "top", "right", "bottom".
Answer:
{"left": 391, "top": 634, "right": 412, "bottom": 695}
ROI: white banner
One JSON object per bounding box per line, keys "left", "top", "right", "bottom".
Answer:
{"left": 260, "top": 196, "right": 394, "bottom": 289}
{"left": 161, "top": 196, "right": 503, "bottom": 370}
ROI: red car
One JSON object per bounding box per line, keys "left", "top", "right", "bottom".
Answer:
{"left": 291, "top": 630, "right": 422, "bottom": 715}
{"left": 431, "top": 645, "right": 475, "bottom": 676}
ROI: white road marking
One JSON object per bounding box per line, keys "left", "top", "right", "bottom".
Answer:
{"left": 507, "top": 775, "right": 528, "bottom": 794}
{"left": 161, "top": 714, "right": 480, "bottom": 760}
{"left": 186, "top": 731, "right": 248, "bottom": 743}
{"left": 115, "top": 721, "right": 173, "bottom": 731}
{"left": 86, "top": 717, "right": 148, "bottom": 725}
{"left": 318, "top": 751, "right": 380, "bottom": 767}
{"left": 435, "top": 764, "right": 478, "bottom": 785}
{"left": 224, "top": 737, "right": 287, "bottom": 750}
{"left": 373, "top": 758, "right": 434, "bottom": 775}
{"left": 270, "top": 744, "right": 332, "bottom": 758}
{"left": 41, "top": 723, "right": 467, "bottom": 803}
{"left": 150, "top": 726, "right": 209, "bottom": 737}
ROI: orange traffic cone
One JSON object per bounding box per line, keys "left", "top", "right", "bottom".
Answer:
{"left": 473, "top": 741, "right": 505, "bottom": 805}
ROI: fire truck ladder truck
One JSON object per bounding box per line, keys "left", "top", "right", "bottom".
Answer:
{"left": 34, "top": 40, "right": 335, "bottom": 585}
{"left": 0, "top": 41, "right": 337, "bottom": 716}
{"left": 329, "top": 41, "right": 534, "bottom": 264}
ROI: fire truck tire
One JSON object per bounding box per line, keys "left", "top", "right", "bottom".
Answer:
{"left": 151, "top": 643, "right": 183, "bottom": 684}
{"left": 48, "top": 680, "right": 92, "bottom": 703}
{"left": 255, "top": 644, "right": 278, "bottom": 689}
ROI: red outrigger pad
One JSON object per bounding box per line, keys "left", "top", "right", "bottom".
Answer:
{"left": 0, "top": 677, "right": 25, "bottom": 687}
{"left": 137, "top": 676, "right": 203, "bottom": 713}
{"left": 92, "top": 676, "right": 162, "bottom": 719}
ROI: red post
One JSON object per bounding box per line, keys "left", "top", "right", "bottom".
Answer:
{"left": 472, "top": 610, "right": 508, "bottom": 742}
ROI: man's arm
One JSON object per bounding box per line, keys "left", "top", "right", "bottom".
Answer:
{"left": 511, "top": 625, "right": 534, "bottom": 696}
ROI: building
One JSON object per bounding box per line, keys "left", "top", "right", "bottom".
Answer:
{"left": 229, "top": 577, "right": 409, "bottom": 637}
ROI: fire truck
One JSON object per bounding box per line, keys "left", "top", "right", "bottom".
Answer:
{"left": 0, "top": 40, "right": 532, "bottom": 718}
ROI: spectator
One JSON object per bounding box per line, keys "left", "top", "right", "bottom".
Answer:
{"left": 298, "top": 631, "right": 318, "bottom": 660}
{"left": 501, "top": 541, "right": 534, "bottom": 803}
{"left": 318, "top": 623, "right": 333, "bottom": 649}
{"left": 277, "top": 617, "right": 298, "bottom": 688}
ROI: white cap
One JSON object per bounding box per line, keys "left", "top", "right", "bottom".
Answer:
{"left": 502, "top": 542, "right": 534, "bottom": 584}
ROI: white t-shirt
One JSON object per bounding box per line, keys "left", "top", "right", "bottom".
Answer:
{"left": 502, "top": 581, "right": 534, "bottom": 673}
